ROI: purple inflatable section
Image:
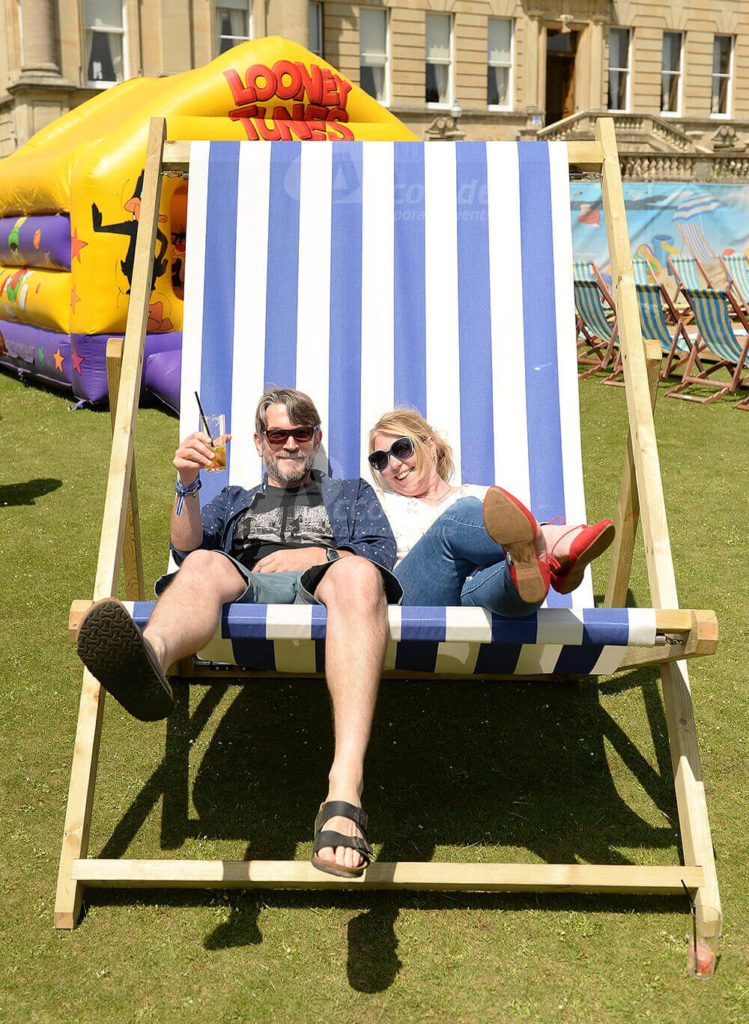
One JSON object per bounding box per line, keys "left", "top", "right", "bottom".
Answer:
{"left": 0, "top": 321, "right": 71, "bottom": 389}
{"left": 71, "top": 331, "right": 182, "bottom": 404}
{"left": 0, "top": 321, "right": 182, "bottom": 409}
{"left": 0, "top": 214, "right": 71, "bottom": 270}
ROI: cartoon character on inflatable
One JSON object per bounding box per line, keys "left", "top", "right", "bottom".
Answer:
{"left": 0, "top": 37, "right": 418, "bottom": 410}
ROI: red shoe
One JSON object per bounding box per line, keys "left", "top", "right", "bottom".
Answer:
{"left": 549, "top": 519, "right": 615, "bottom": 595}
{"left": 482, "top": 486, "right": 550, "bottom": 604}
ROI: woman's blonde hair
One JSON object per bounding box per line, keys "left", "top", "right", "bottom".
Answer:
{"left": 368, "top": 408, "right": 454, "bottom": 486}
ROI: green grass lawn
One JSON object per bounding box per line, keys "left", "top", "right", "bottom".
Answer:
{"left": 1, "top": 369, "right": 748, "bottom": 1023}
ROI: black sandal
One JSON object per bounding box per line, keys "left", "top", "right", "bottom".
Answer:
{"left": 311, "top": 800, "right": 373, "bottom": 878}
{"left": 77, "top": 598, "right": 174, "bottom": 721}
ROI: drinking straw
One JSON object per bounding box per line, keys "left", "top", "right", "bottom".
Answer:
{"left": 194, "top": 391, "right": 214, "bottom": 442}
{"left": 681, "top": 879, "right": 698, "bottom": 968}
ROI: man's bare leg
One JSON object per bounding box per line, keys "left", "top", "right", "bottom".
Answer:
{"left": 312, "top": 557, "right": 389, "bottom": 872}
{"left": 144, "top": 550, "right": 247, "bottom": 670}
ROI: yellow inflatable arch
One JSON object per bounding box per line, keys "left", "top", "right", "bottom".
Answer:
{"left": 0, "top": 37, "right": 417, "bottom": 408}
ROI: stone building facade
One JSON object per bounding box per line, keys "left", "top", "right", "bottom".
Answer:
{"left": 2, "top": 1, "right": 748, "bottom": 176}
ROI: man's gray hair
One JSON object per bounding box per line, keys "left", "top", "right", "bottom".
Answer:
{"left": 255, "top": 387, "right": 321, "bottom": 434}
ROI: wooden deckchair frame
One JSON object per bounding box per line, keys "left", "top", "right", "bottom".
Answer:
{"left": 55, "top": 117, "right": 720, "bottom": 936}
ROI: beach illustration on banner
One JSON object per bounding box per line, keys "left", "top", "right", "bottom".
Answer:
{"left": 571, "top": 181, "right": 749, "bottom": 284}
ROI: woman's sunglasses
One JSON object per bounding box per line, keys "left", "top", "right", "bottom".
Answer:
{"left": 368, "top": 436, "right": 414, "bottom": 472}
{"left": 262, "top": 426, "right": 318, "bottom": 446}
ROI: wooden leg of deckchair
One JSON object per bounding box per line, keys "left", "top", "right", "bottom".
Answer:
{"left": 55, "top": 117, "right": 167, "bottom": 928}
{"left": 604, "top": 340, "right": 660, "bottom": 607}
{"left": 660, "top": 659, "right": 721, "bottom": 922}
{"left": 106, "top": 338, "right": 145, "bottom": 600}
{"left": 54, "top": 669, "right": 106, "bottom": 928}
{"left": 596, "top": 118, "right": 720, "bottom": 920}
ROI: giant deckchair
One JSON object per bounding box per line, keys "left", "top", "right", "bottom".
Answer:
{"left": 666, "top": 286, "right": 749, "bottom": 409}
{"left": 56, "top": 119, "right": 720, "bottom": 941}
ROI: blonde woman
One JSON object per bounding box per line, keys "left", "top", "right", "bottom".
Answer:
{"left": 368, "top": 409, "right": 614, "bottom": 614}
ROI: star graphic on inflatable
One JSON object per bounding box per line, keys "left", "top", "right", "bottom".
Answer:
{"left": 72, "top": 348, "right": 84, "bottom": 375}
{"left": 37, "top": 345, "right": 45, "bottom": 364}
{"left": 71, "top": 228, "right": 88, "bottom": 263}
{"left": 53, "top": 347, "right": 64, "bottom": 371}
{"left": 70, "top": 285, "right": 81, "bottom": 311}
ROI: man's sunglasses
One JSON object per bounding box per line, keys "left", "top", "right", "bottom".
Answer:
{"left": 262, "top": 426, "right": 319, "bottom": 446}
{"left": 368, "top": 436, "right": 414, "bottom": 472}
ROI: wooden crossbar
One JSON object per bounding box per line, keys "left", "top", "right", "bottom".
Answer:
{"left": 73, "top": 859, "right": 704, "bottom": 895}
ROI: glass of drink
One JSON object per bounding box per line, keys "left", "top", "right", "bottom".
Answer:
{"left": 202, "top": 413, "right": 227, "bottom": 473}
{"left": 686, "top": 904, "right": 722, "bottom": 979}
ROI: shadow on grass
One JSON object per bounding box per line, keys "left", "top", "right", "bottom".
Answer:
{"left": 90, "top": 660, "right": 687, "bottom": 988}
{"left": 0, "top": 477, "right": 62, "bottom": 506}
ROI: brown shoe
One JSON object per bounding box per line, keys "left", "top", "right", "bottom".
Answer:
{"left": 77, "top": 598, "right": 173, "bottom": 721}
{"left": 482, "top": 487, "right": 550, "bottom": 604}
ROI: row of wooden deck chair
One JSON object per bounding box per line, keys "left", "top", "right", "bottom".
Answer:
{"left": 665, "top": 255, "right": 749, "bottom": 409}
{"left": 577, "top": 254, "right": 749, "bottom": 407}
{"left": 55, "top": 118, "right": 721, "bottom": 953}
{"left": 574, "top": 257, "right": 696, "bottom": 385}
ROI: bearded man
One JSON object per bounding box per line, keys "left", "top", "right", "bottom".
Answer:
{"left": 76, "top": 387, "right": 399, "bottom": 878}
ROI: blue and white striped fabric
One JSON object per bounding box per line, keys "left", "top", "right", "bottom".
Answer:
{"left": 684, "top": 288, "right": 749, "bottom": 365}
{"left": 722, "top": 254, "right": 749, "bottom": 308}
{"left": 175, "top": 139, "right": 637, "bottom": 675}
{"left": 573, "top": 260, "right": 616, "bottom": 343}
{"left": 637, "top": 284, "right": 689, "bottom": 358}
{"left": 125, "top": 602, "right": 657, "bottom": 677}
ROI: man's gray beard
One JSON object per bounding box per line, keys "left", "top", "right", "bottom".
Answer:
{"left": 266, "top": 449, "right": 315, "bottom": 485}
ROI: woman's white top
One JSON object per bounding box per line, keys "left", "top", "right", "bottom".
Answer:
{"left": 378, "top": 484, "right": 488, "bottom": 566}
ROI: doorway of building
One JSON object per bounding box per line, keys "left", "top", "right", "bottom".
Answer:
{"left": 545, "top": 28, "right": 578, "bottom": 125}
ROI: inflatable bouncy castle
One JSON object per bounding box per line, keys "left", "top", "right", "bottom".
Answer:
{"left": 0, "top": 37, "right": 417, "bottom": 410}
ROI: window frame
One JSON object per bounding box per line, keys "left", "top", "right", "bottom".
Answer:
{"left": 216, "top": 0, "right": 253, "bottom": 57}
{"left": 607, "top": 26, "right": 632, "bottom": 112}
{"left": 711, "top": 34, "right": 733, "bottom": 118}
{"left": 84, "top": 0, "right": 128, "bottom": 89}
{"left": 425, "top": 11, "right": 453, "bottom": 109}
{"left": 660, "top": 30, "right": 684, "bottom": 116}
{"left": 359, "top": 7, "right": 390, "bottom": 106}
{"left": 486, "top": 17, "right": 514, "bottom": 111}
{"left": 309, "top": 2, "right": 323, "bottom": 58}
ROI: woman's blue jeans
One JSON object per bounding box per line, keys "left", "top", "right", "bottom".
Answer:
{"left": 394, "top": 497, "right": 541, "bottom": 617}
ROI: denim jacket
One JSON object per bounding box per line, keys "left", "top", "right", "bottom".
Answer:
{"left": 170, "top": 470, "right": 397, "bottom": 570}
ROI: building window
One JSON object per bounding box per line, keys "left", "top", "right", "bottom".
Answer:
{"left": 607, "top": 27, "right": 631, "bottom": 111}
{"left": 487, "top": 18, "right": 513, "bottom": 109}
{"left": 217, "top": 0, "right": 252, "bottom": 56}
{"left": 426, "top": 13, "right": 452, "bottom": 106}
{"left": 309, "top": 2, "right": 323, "bottom": 57}
{"left": 85, "top": 0, "right": 126, "bottom": 86}
{"left": 661, "top": 31, "right": 683, "bottom": 114}
{"left": 360, "top": 8, "right": 389, "bottom": 104}
{"left": 712, "top": 35, "right": 733, "bottom": 116}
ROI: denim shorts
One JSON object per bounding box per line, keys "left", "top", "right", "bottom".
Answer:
{"left": 155, "top": 551, "right": 402, "bottom": 605}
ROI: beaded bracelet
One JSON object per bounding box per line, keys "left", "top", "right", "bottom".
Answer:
{"left": 174, "top": 476, "right": 201, "bottom": 515}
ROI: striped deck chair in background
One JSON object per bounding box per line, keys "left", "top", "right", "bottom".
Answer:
{"left": 604, "top": 257, "right": 695, "bottom": 384}
{"left": 667, "top": 254, "right": 713, "bottom": 301}
{"left": 56, "top": 118, "right": 720, "bottom": 945}
{"left": 666, "top": 286, "right": 749, "bottom": 409}
{"left": 603, "top": 282, "right": 696, "bottom": 385}
{"left": 721, "top": 253, "right": 749, "bottom": 316}
{"left": 573, "top": 259, "right": 618, "bottom": 376}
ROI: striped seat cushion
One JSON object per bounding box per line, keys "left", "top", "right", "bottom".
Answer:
{"left": 125, "top": 602, "right": 657, "bottom": 677}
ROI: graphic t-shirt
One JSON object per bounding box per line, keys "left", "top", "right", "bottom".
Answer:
{"left": 230, "top": 479, "right": 336, "bottom": 570}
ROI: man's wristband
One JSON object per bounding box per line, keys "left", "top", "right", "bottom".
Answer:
{"left": 174, "top": 476, "right": 201, "bottom": 515}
